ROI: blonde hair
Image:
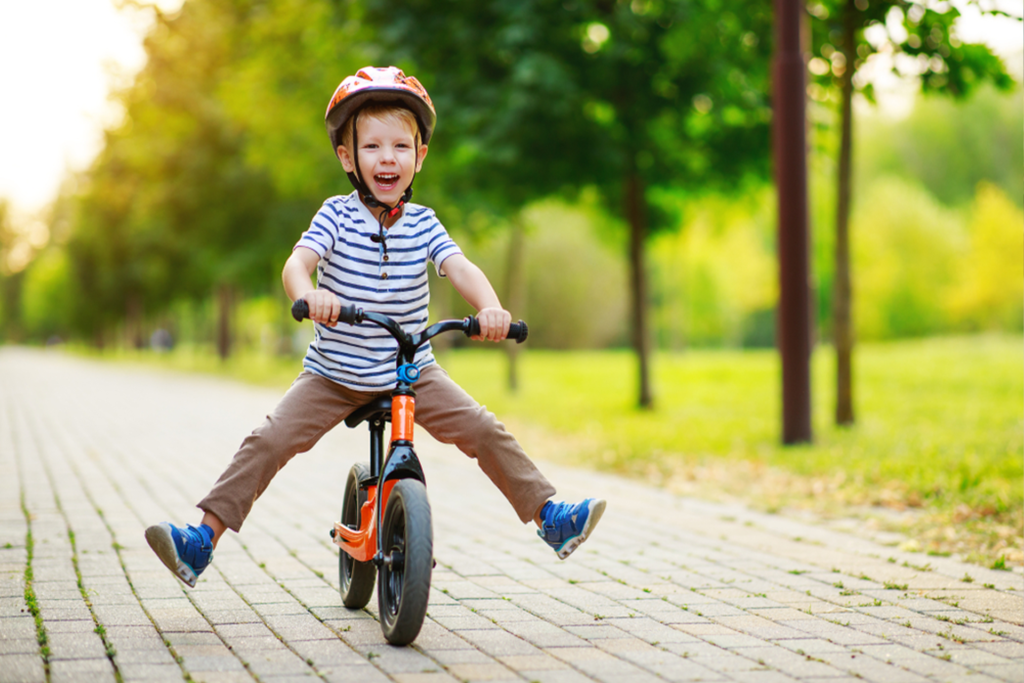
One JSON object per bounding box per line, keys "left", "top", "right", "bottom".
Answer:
{"left": 338, "top": 102, "right": 421, "bottom": 151}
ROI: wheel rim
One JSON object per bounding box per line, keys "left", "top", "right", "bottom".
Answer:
{"left": 341, "top": 487, "right": 358, "bottom": 588}
{"left": 382, "top": 498, "right": 406, "bottom": 621}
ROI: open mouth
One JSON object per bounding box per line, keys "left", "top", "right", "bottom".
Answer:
{"left": 374, "top": 174, "right": 400, "bottom": 190}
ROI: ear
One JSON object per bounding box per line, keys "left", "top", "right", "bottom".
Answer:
{"left": 415, "top": 144, "right": 429, "bottom": 172}
{"left": 337, "top": 145, "right": 355, "bottom": 173}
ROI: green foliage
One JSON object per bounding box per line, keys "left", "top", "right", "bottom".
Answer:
{"left": 217, "top": 0, "right": 368, "bottom": 200}
{"left": 650, "top": 187, "right": 777, "bottom": 348}
{"left": 947, "top": 182, "right": 1024, "bottom": 331}
{"left": 366, "top": 0, "right": 773, "bottom": 220}
{"left": 806, "top": 0, "right": 1015, "bottom": 101}
{"left": 851, "top": 176, "right": 963, "bottom": 339}
{"left": 850, "top": 178, "right": 1022, "bottom": 340}
{"left": 21, "top": 249, "right": 74, "bottom": 339}
{"left": 448, "top": 199, "right": 630, "bottom": 349}
{"left": 443, "top": 334, "right": 1023, "bottom": 518}
{"left": 857, "top": 84, "right": 1024, "bottom": 206}
{"left": 57, "top": 0, "right": 364, "bottom": 343}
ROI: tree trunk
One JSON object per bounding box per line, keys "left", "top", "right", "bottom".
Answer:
{"left": 833, "top": 0, "right": 856, "bottom": 426}
{"left": 625, "top": 173, "right": 653, "bottom": 409}
{"left": 217, "top": 283, "right": 234, "bottom": 361}
{"left": 126, "top": 294, "right": 145, "bottom": 349}
{"left": 430, "top": 269, "right": 453, "bottom": 356}
{"left": 504, "top": 214, "right": 526, "bottom": 393}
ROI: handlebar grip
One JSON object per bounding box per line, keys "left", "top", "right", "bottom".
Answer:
{"left": 465, "top": 318, "right": 529, "bottom": 344}
{"left": 338, "top": 304, "right": 360, "bottom": 324}
{"left": 291, "top": 299, "right": 361, "bottom": 325}
{"left": 509, "top": 321, "right": 528, "bottom": 344}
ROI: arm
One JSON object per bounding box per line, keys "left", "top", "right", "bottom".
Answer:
{"left": 440, "top": 253, "right": 511, "bottom": 342}
{"left": 282, "top": 247, "right": 341, "bottom": 326}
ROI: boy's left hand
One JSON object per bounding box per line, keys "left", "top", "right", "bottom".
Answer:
{"left": 474, "top": 307, "right": 511, "bottom": 342}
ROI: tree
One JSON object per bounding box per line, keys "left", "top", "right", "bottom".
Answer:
{"left": 365, "top": 0, "right": 774, "bottom": 408}
{"left": 64, "top": 0, "right": 291, "bottom": 349}
{"left": 0, "top": 199, "right": 20, "bottom": 339}
{"left": 806, "top": 0, "right": 1016, "bottom": 425}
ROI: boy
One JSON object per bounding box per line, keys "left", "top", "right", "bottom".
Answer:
{"left": 146, "top": 66, "right": 605, "bottom": 588}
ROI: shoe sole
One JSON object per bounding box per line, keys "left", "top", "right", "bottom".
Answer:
{"left": 145, "top": 523, "right": 199, "bottom": 588}
{"left": 556, "top": 499, "right": 606, "bottom": 560}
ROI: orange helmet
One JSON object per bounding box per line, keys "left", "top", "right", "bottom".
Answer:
{"left": 325, "top": 66, "right": 436, "bottom": 151}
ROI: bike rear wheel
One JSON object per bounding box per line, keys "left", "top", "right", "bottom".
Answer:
{"left": 339, "top": 463, "right": 375, "bottom": 608}
{"left": 378, "top": 479, "right": 432, "bottom": 645}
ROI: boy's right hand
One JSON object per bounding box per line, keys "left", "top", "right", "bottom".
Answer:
{"left": 302, "top": 290, "right": 341, "bottom": 327}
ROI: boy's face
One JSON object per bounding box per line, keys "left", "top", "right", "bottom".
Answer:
{"left": 337, "top": 114, "right": 428, "bottom": 209}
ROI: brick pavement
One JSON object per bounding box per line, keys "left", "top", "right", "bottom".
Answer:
{"left": 1, "top": 346, "right": 1021, "bottom": 683}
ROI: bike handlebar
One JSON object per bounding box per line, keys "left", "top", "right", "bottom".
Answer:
{"left": 291, "top": 299, "right": 528, "bottom": 344}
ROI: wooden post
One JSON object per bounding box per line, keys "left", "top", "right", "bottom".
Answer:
{"left": 773, "top": 0, "right": 813, "bottom": 443}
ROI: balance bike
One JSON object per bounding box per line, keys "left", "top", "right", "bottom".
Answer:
{"left": 292, "top": 299, "right": 526, "bottom": 644}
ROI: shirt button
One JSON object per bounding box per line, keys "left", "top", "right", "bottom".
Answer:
{"left": 383, "top": 255, "right": 390, "bottom": 262}
{"left": 381, "top": 273, "right": 388, "bottom": 280}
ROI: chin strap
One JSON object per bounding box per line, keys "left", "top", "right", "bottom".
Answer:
{"left": 346, "top": 108, "right": 419, "bottom": 256}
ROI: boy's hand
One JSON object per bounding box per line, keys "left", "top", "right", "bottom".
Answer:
{"left": 303, "top": 290, "right": 341, "bottom": 327}
{"left": 474, "top": 307, "right": 511, "bottom": 342}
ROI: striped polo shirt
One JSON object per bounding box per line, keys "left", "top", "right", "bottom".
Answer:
{"left": 295, "top": 192, "right": 462, "bottom": 391}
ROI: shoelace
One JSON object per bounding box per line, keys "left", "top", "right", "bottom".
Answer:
{"left": 544, "top": 502, "right": 579, "bottom": 528}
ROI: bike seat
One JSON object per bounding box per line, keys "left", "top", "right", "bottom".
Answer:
{"left": 345, "top": 397, "right": 393, "bottom": 429}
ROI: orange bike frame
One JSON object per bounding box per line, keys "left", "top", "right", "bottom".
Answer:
{"left": 331, "top": 393, "right": 416, "bottom": 562}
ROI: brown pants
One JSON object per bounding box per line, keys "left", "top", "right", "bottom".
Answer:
{"left": 198, "top": 364, "right": 556, "bottom": 531}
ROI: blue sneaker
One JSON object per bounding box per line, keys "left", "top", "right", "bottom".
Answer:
{"left": 537, "top": 498, "right": 606, "bottom": 560}
{"left": 145, "top": 522, "right": 214, "bottom": 587}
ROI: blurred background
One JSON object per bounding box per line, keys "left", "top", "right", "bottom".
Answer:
{"left": 0, "top": 0, "right": 1021, "bottom": 566}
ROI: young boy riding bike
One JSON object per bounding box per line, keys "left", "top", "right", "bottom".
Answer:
{"left": 146, "top": 66, "right": 606, "bottom": 588}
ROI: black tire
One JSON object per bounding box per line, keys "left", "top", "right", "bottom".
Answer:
{"left": 378, "top": 479, "right": 432, "bottom": 645}
{"left": 339, "top": 463, "right": 375, "bottom": 608}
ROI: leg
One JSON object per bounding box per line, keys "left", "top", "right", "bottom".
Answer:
{"left": 414, "top": 364, "right": 605, "bottom": 559}
{"left": 197, "top": 371, "right": 380, "bottom": 532}
{"left": 147, "top": 371, "right": 380, "bottom": 585}
{"left": 413, "top": 364, "right": 556, "bottom": 524}
{"left": 201, "top": 511, "right": 228, "bottom": 549}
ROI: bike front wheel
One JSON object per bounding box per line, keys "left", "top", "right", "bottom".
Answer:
{"left": 339, "top": 463, "right": 376, "bottom": 608}
{"left": 378, "top": 479, "right": 432, "bottom": 645}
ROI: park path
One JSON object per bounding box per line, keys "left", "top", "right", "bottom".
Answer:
{"left": 1, "top": 346, "right": 1021, "bottom": 683}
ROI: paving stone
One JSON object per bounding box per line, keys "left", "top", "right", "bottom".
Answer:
{"left": 47, "top": 630, "right": 111, "bottom": 660}
{"left": 7, "top": 349, "right": 1023, "bottom": 683}
{"left": 388, "top": 673, "right": 461, "bottom": 683}
{"left": 112, "top": 647, "right": 178, "bottom": 665}
{"left": 975, "top": 662, "right": 1024, "bottom": 681}
{"left": 729, "top": 645, "right": 853, "bottom": 678}
{"left": 0, "top": 636, "right": 41, "bottom": 656}
{"left": 0, "top": 653, "right": 46, "bottom": 683}
{"left": 116, "top": 662, "right": 184, "bottom": 683}
{"left": 974, "top": 640, "right": 1024, "bottom": 659}
{"left": 289, "top": 637, "right": 366, "bottom": 666}
{"left": 444, "top": 662, "right": 516, "bottom": 680}
{"left": 178, "top": 654, "right": 248, "bottom": 672}
{"left": 49, "top": 657, "right": 115, "bottom": 683}
{"left": 497, "top": 653, "right": 570, "bottom": 671}
{"left": 813, "top": 650, "right": 934, "bottom": 683}
{"left": 520, "top": 670, "right": 601, "bottom": 683}
{"left": 456, "top": 628, "right": 543, "bottom": 656}
{"left": 190, "top": 672, "right": 265, "bottom": 683}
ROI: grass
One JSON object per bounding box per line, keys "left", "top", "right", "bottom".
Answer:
{"left": 68, "top": 333, "right": 1022, "bottom": 568}
{"left": 442, "top": 334, "right": 1022, "bottom": 567}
